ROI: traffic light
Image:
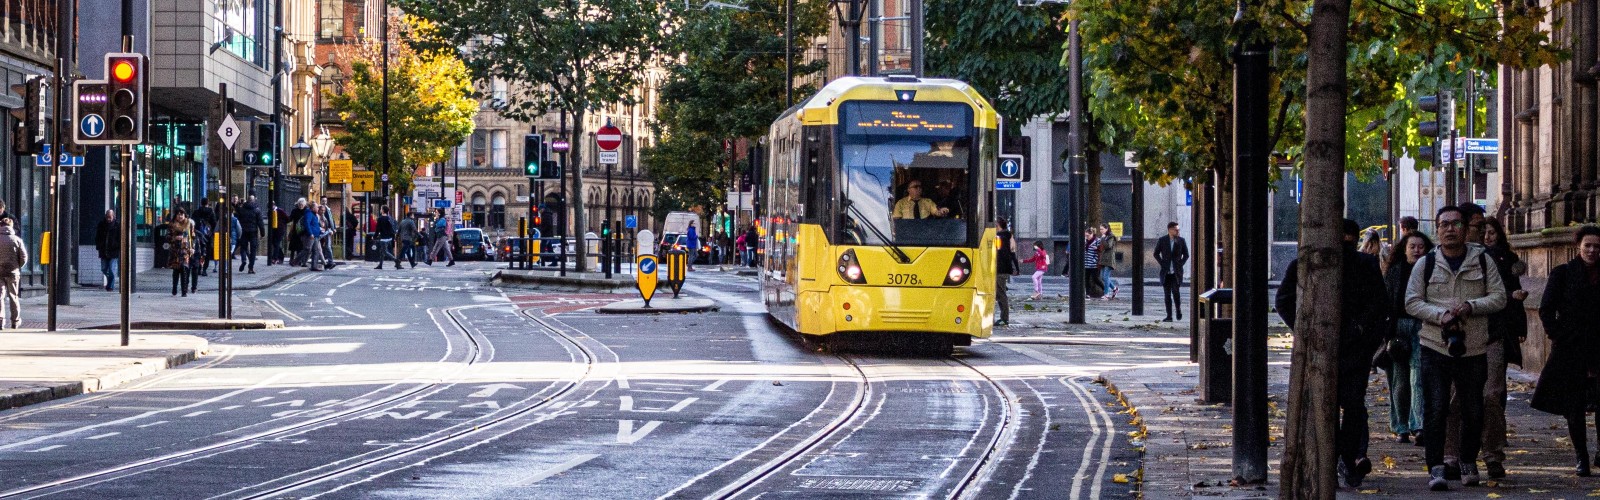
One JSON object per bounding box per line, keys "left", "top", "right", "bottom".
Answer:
{"left": 1417, "top": 93, "right": 1442, "bottom": 164}
{"left": 10, "top": 76, "right": 42, "bottom": 155}
{"left": 105, "top": 53, "right": 147, "bottom": 143}
{"left": 256, "top": 123, "right": 277, "bottom": 166}
{"left": 524, "top": 134, "right": 544, "bottom": 177}
{"left": 601, "top": 219, "right": 611, "bottom": 238}
{"left": 539, "top": 160, "right": 561, "bottom": 180}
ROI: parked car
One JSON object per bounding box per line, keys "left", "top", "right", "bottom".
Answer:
{"left": 658, "top": 232, "right": 713, "bottom": 265}
{"left": 454, "top": 228, "right": 492, "bottom": 261}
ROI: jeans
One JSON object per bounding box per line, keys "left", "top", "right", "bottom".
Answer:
{"left": 1100, "top": 266, "right": 1118, "bottom": 296}
{"left": 399, "top": 240, "right": 418, "bottom": 265}
{"left": 100, "top": 258, "right": 118, "bottom": 290}
{"left": 237, "top": 235, "right": 259, "bottom": 271}
{"left": 320, "top": 236, "right": 334, "bottom": 267}
{"left": 995, "top": 273, "right": 1011, "bottom": 323}
{"left": 1162, "top": 273, "right": 1182, "bottom": 318}
{"left": 1337, "top": 352, "right": 1373, "bottom": 464}
{"left": 1444, "top": 338, "right": 1509, "bottom": 465}
{"left": 1422, "top": 348, "right": 1487, "bottom": 468}
{"left": 429, "top": 236, "right": 454, "bottom": 263}
{"left": 0, "top": 273, "right": 19, "bottom": 327}
{"left": 1388, "top": 318, "right": 1424, "bottom": 435}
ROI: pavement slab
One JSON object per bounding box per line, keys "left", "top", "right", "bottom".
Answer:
{"left": 0, "top": 332, "right": 209, "bottom": 411}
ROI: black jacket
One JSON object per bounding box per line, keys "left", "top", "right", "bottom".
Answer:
{"left": 236, "top": 201, "right": 262, "bottom": 236}
{"left": 1486, "top": 246, "right": 1528, "bottom": 365}
{"left": 94, "top": 218, "right": 119, "bottom": 260}
{"left": 1532, "top": 258, "right": 1600, "bottom": 415}
{"left": 376, "top": 215, "right": 396, "bottom": 240}
{"left": 1275, "top": 244, "right": 1388, "bottom": 356}
{"left": 1153, "top": 235, "right": 1189, "bottom": 276}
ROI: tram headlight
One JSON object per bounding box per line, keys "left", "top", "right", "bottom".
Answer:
{"left": 942, "top": 251, "right": 972, "bottom": 286}
{"left": 837, "top": 249, "right": 867, "bottom": 284}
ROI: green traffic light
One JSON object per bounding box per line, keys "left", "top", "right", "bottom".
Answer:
{"left": 260, "top": 152, "right": 274, "bottom": 165}
{"left": 526, "top": 161, "right": 539, "bottom": 177}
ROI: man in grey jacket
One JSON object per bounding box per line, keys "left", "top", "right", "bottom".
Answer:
{"left": 0, "top": 218, "right": 29, "bottom": 329}
{"left": 1405, "top": 205, "right": 1507, "bottom": 491}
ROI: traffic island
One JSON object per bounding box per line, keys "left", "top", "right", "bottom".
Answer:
{"left": 595, "top": 297, "right": 718, "bottom": 314}
{"left": 492, "top": 270, "right": 636, "bottom": 293}
{"left": 0, "top": 332, "right": 210, "bottom": 411}
{"left": 86, "top": 319, "right": 286, "bottom": 330}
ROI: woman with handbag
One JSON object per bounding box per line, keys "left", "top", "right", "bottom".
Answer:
{"left": 1384, "top": 230, "right": 1433, "bottom": 443}
{"left": 168, "top": 209, "right": 194, "bottom": 297}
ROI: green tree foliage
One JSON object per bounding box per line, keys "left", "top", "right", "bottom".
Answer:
{"left": 644, "top": 0, "right": 829, "bottom": 218}
{"left": 925, "top": 0, "right": 1075, "bottom": 126}
{"left": 326, "top": 17, "right": 477, "bottom": 193}
{"left": 399, "top": 0, "right": 666, "bottom": 271}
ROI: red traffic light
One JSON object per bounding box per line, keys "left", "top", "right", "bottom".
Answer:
{"left": 111, "top": 60, "right": 136, "bottom": 83}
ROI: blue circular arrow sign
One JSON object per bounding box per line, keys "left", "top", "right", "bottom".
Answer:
{"left": 81, "top": 114, "right": 105, "bottom": 138}
{"left": 999, "top": 158, "right": 1020, "bottom": 178}
{"left": 640, "top": 256, "right": 657, "bottom": 274}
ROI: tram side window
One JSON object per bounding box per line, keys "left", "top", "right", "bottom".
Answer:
{"left": 838, "top": 101, "right": 974, "bottom": 248}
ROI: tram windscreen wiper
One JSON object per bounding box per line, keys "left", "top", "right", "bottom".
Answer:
{"left": 846, "top": 202, "right": 911, "bottom": 264}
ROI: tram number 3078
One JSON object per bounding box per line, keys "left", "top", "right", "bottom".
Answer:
{"left": 886, "top": 273, "right": 923, "bottom": 285}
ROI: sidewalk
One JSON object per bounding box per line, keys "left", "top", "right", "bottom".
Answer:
{"left": 999, "top": 285, "right": 1600, "bottom": 497}
{"left": 26, "top": 258, "right": 307, "bottom": 330}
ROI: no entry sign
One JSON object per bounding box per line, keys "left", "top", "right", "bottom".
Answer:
{"left": 596, "top": 124, "right": 622, "bottom": 151}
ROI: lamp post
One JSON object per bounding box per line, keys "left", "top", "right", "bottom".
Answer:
{"left": 311, "top": 131, "right": 335, "bottom": 256}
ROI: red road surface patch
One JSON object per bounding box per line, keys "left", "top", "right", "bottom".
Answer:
{"left": 508, "top": 293, "right": 626, "bottom": 315}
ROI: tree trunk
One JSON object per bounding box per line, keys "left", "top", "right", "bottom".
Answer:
{"left": 1280, "top": 0, "right": 1350, "bottom": 497}
{"left": 1214, "top": 105, "right": 1235, "bottom": 288}
{"left": 570, "top": 104, "right": 589, "bottom": 273}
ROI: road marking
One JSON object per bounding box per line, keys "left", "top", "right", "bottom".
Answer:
{"left": 263, "top": 300, "right": 304, "bottom": 321}
{"left": 469, "top": 383, "right": 523, "bottom": 398}
{"left": 278, "top": 389, "right": 297, "bottom": 394}
{"left": 338, "top": 277, "right": 362, "bottom": 287}
{"left": 1060, "top": 376, "right": 1116, "bottom": 500}
{"left": 263, "top": 400, "right": 305, "bottom": 407}
{"left": 28, "top": 445, "right": 65, "bottom": 452}
{"left": 326, "top": 289, "right": 337, "bottom": 296}
{"left": 136, "top": 421, "right": 168, "bottom": 428}
{"left": 363, "top": 410, "right": 428, "bottom": 420}
{"left": 700, "top": 379, "right": 730, "bottom": 392}
{"left": 183, "top": 411, "right": 210, "bottom": 417}
{"left": 220, "top": 405, "right": 242, "bottom": 410}
{"left": 460, "top": 401, "right": 501, "bottom": 409}
{"left": 423, "top": 411, "right": 451, "bottom": 420}
{"left": 335, "top": 306, "right": 366, "bottom": 318}
{"left": 85, "top": 432, "right": 120, "bottom": 440}
{"left": 518, "top": 454, "right": 601, "bottom": 486}
{"left": 616, "top": 420, "right": 662, "bottom": 444}
{"left": 615, "top": 374, "right": 630, "bottom": 390}
{"left": 251, "top": 397, "right": 273, "bottom": 403}
{"left": 619, "top": 396, "right": 698, "bottom": 413}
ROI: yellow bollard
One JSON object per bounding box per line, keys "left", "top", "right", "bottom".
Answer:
{"left": 39, "top": 231, "right": 50, "bottom": 265}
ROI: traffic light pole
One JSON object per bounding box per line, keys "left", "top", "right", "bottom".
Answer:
{"left": 46, "top": 57, "right": 64, "bottom": 331}
{"left": 118, "top": 35, "right": 134, "bottom": 346}
{"left": 218, "top": 83, "right": 234, "bottom": 320}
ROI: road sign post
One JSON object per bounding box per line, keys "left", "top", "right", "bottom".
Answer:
{"left": 636, "top": 255, "right": 659, "bottom": 307}
{"left": 664, "top": 249, "right": 688, "bottom": 299}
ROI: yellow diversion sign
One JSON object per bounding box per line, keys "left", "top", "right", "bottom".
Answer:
{"left": 636, "top": 254, "right": 659, "bottom": 307}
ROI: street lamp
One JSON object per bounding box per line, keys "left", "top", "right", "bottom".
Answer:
{"left": 311, "top": 130, "right": 337, "bottom": 256}
{"left": 292, "top": 137, "right": 312, "bottom": 169}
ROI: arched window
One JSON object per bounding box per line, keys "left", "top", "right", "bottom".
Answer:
{"left": 471, "top": 194, "right": 488, "bottom": 228}
{"left": 490, "top": 194, "right": 507, "bottom": 230}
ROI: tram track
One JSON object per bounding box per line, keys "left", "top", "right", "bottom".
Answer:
{"left": 0, "top": 303, "right": 503, "bottom": 499}
{"left": 236, "top": 307, "right": 608, "bottom": 499}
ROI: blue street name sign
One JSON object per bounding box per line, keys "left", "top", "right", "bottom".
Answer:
{"left": 33, "top": 145, "right": 85, "bottom": 167}
{"left": 625, "top": 215, "right": 637, "bottom": 229}
{"left": 1464, "top": 138, "right": 1499, "bottom": 155}
{"left": 995, "top": 180, "right": 1022, "bottom": 190}
{"left": 434, "top": 199, "right": 451, "bottom": 209}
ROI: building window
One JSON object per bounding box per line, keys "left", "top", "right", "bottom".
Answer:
{"left": 492, "top": 131, "right": 508, "bottom": 169}
{"left": 471, "top": 194, "right": 488, "bottom": 228}
{"left": 319, "top": 0, "right": 343, "bottom": 39}
{"left": 471, "top": 131, "right": 489, "bottom": 168}
{"left": 213, "top": 0, "right": 266, "bottom": 67}
{"left": 490, "top": 195, "right": 507, "bottom": 229}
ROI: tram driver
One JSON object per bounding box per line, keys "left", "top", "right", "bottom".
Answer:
{"left": 892, "top": 180, "right": 951, "bottom": 219}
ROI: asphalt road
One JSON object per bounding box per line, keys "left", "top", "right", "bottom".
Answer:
{"left": 0, "top": 262, "right": 1139, "bottom": 499}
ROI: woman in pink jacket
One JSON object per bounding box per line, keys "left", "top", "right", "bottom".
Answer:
{"left": 1020, "top": 241, "right": 1049, "bottom": 300}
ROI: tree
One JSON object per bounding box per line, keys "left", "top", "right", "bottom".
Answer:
{"left": 400, "top": 0, "right": 667, "bottom": 272}
{"left": 925, "top": 0, "right": 1074, "bottom": 125}
{"left": 326, "top": 16, "right": 477, "bottom": 195}
{"left": 644, "top": 0, "right": 829, "bottom": 220}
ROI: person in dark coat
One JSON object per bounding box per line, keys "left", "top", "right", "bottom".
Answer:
{"left": 1474, "top": 216, "right": 1528, "bottom": 479}
{"left": 1276, "top": 218, "right": 1389, "bottom": 487}
{"left": 1532, "top": 225, "right": 1600, "bottom": 476}
{"left": 1153, "top": 222, "right": 1189, "bottom": 321}
{"left": 994, "top": 217, "right": 1018, "bottom": 326}
{"left": 94, "top": 210, "right": 119, "bottom": 291}
{"left": 374, "top": 205, "right": 397, "bottom": 270}
{"left": 1384, "top": 230, "right": 1433, "bottom": 445}
{"left": 235, "top": 196, "right": 262, "bottom": 273}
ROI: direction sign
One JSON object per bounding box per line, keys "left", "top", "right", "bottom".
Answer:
{"left": 625, "top": 215, "right": 637, "bottom": 229}
{"left": 328, "top": 159, "right": 353, "bottom": 184}
{"left": 34, "top": 145, "right": 85, "bottom": 167}
{"left": 1441, "top": 136, "right": 1455, "bottom": 163}
{"left": 636, "top": 255, "right": 659, "bottom": 306}
{"left": 434, "top": 199, "right": 451, "bottom": 209}
{"left": 551, "top": 139, "right": 570, "bottom": 152}
{"left": 1464, "top": 138, "right": 1499, "bottom": 155}
{"left": 995, "top": 180, "right": 1022, "bottom": 190}
{"left": 80, "top": 114, "right": 105, "bottom": 138}
{"left": 596, "top": 124, "right": 623, "bottom": 151}
{"left": 598, "top": 150, "right": 621, "bottom": 165}
{"left": 998, "top": 153, "right": 1023, "bottom": 182}
{"left": 352, "top": 170, "right": 376, "bottom": 192}
{"left": 217, "top": 114, "right": 241, "bottom": 150}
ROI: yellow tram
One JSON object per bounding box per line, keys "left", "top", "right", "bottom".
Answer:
{"left": 760, "top": 76, "right": 1000, "bottom": 351}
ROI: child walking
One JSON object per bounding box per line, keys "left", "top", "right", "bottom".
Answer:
{"left": 1021, "top": 241, "right": 1049, "bottom": 300}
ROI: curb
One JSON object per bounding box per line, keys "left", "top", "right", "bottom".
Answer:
{"left": 491, "top": 270, "right": 634, "bottom": 292}
{"left": 0, "top": 340, "right": 206, "bottom": 411}
{"left": 233, "top": 266, "right": 310, "bottom": 291}
{"left": 595, "top": 298, "right": 719, "bottom": 314}
{"left": 85, "top": 319, "right": 286, "bottom": 330}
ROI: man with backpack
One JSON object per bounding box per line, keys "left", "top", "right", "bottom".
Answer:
{"left": 1276, "top": 218, "right": 1389, "bottom": 488}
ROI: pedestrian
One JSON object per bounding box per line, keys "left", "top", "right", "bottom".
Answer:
{"left": 95, "top": 210, "right": 119, "bottom": 291}
{"left": 1471, "top": 216, "right": 1527, "bottom": 480}
{"left": 267, "top": 203, "right": 284, "bottom": 265}
{"left": 318, "top": 203, "right": 336, "bottom": 269}
{"left": 1405, "top": 205, "right": 1507, "bottom": 490}
{"left": 1441, "top": 201, "right": 1493, "bottom": 480}
{"left": 375, "top": 205, "right": 398, "bottom": 270}
{"left": 1021, "top": 240, "right": 1048, "bottom": 301}
{"left": 398, "top": 210, "right": 419, "bottom": 268}
{"left": 1098, "top": 222, "right": 1119, "bottom": 300}
{"left": 734, "top": 230, "right": 747, "bottom": 267}
{"left": 1383, "top": 230, "right": 1433, "bottom": 445}
{"left": 1400, "top": 215, "right": 1419, "bottom": 234}
{"left": 192, "top": 198, "right": 216, "bottom": 276}
{"left": 994, "top": 217, "right": 1018, "bottom": 326}
{"left": 236, "top": 196, "right": 262, "bottom": 273}
{"left": 168, "top": 208, "right": 194, "bottom": 296}
{"left": 686, "top": 221, "right": 699, "bottom": 271}
{"left": 428, "top": 209, "right": 455, "bottom": 266}
{"left": 1276, "top": 218, "right": 1389, "bottom": 488}
{"left": 743, "top": 225, "right": 758, "bottom": 267}
{"left": 1531, "top": 225, "right": 1600, "bottom": 477}
{"left": 302, "top": 202, "right": 326, "bottom": 271}
{"left": 1084, "top": 227, "right": 1104, "bottom": 298}
{"left": 1153, "top": 222, "right": 1189, "bottom": 322}
{"left": 0, "top": 218, "right": 27, "bottom": 329}
{"left": 0, "top": 198, "right": 13, "bottom": 225}
{"left": 288, "top": 199, "right": 307, "bottom": 266}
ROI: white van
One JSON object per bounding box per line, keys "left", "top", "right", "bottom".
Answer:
{"left": 658, "top": 211, "right": 707, "bottom": 262}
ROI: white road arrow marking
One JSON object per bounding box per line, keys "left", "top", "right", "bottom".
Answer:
{"left": 616, "top": 420, "right": 661, "bottom": 444}
{"left": 460, "top": 401, "right": 501, "bottom": 409}
{"left": 469, "top": 383, "right": 524, "bottom": 398}
{"left": 518, "top": 454, "right": 601, "bottom": 485}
